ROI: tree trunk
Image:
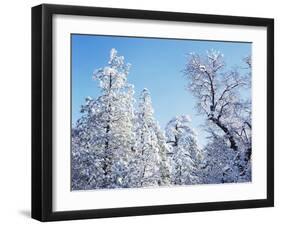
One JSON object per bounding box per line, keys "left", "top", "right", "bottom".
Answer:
{"left": 210, "top": 117, "right": 238, "bottom": 151}
{"left": 209, "top": 117, "right": 246, "bottom": 175}
{"left": 103, "top": 73, "right": 113, "bottom": 187}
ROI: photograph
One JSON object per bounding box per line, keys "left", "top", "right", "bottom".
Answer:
{"left": 71, "top": 34, "right": 252, "bottom": 191}
{"left": 30, "top": 3, "right": 274, "bottom": 221}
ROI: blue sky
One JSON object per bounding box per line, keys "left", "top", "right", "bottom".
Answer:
{"left": 71, "top": 34, "right": 251, "bottom": 146}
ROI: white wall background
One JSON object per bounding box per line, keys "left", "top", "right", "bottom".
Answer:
{"left": 0, "top": 0, "right": 278, "bottom": 225}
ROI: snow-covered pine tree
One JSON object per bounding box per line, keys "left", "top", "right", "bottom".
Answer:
{"left": 165, "top": 115, "right": 202, "bottom": 185}
{"left": 72, "top": 127, "right": 91, "bottom": 190}
{"left": 153, "top": 122, "right": 172, "bottom": 186}
{"left": 93, "top": 48, "right": 136, "bottom": 188}
{"left": 134, "top": 88, "right": 168, "bottom": 187}
{"left": 71, "top": 48, "right": 136, "bottom": 189}
{"left": 71, "top": 114, "right": 106, "bottom": 190}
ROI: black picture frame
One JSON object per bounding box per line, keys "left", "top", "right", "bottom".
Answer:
{"left": 32, "top": 3, "right": 274, "bottom": 222}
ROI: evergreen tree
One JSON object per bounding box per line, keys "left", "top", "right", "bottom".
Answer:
{"left": 153, "top": 122, "right": 172, "bottom": 185}
{"left": 134, "top": 89, "right": 165, "bottom": 187}
{"left": 71, "top": 48, "right": 136, "bottom": 189}
{"left": 165, "top": 115, "right": 202, "bottom": 185}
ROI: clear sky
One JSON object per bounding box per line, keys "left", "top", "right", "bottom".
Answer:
{"left": 71, "top": 34, "right": 251, "bottom": 146}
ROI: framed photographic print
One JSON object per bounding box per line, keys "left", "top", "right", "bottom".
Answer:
{"left": 32, "top": 4, "right": 274, "bottom": 221}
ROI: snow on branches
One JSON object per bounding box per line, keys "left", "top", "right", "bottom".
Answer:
{"left": 165, "top": 115, "right": 203, "bottom": 185}
{"left": 72, "top": 48, "right": 252, "bottom": 190}
{"left": 184, "top": 49, "right": 252, "bottom": 182}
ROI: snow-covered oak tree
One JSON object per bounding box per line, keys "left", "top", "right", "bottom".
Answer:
{"left": 200, "top": 131, "right": 241, "bottom": 184}
{"left": 184, "top": 50, "right": 252, "bottom": 181}
{"left": 165, "top": 115, "right": 203, "bottom": 185}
